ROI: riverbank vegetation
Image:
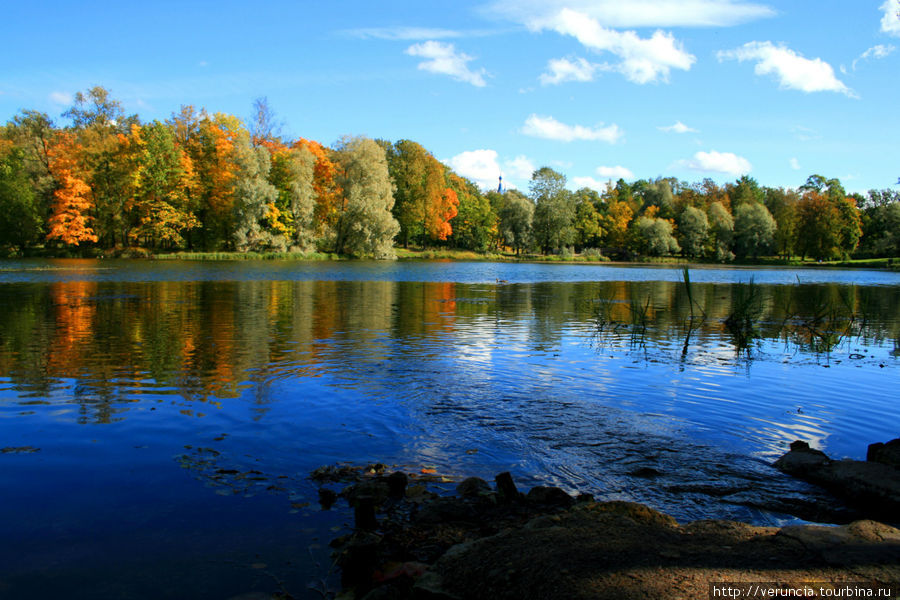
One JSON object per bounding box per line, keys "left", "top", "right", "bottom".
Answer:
{"left": 2, "top": 86, "right": 899, "bottom": 264}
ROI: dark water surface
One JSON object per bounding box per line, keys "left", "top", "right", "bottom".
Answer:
{"left": 1, "top": 259, "right": 898, "bottom": 599}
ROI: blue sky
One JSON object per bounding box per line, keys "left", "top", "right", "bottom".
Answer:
{"left": 2, "top": 0, "right": 898, "bottom": 194}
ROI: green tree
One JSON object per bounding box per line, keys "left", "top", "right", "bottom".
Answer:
{"left": 530, "top": 167, "right": 574, "bottom": 254}
{"left": 231, "top": 133, "right": 281, "bottom": 251}
{"left": 498, "top": 189, "right": 533, "bottom": 255}
{"left": 572, "top": 187, "right": 604, "bottom": 250}
{"left": 707, "top": 201, "right": 734, "bottom": 261}
{"left": 0, "top": 144, "right": 42, "bottom": 250}
{"left": 3, "top": 110, "right": 57, "bottom": 225}
{"left": 733, "top": 202, "right": 776, "bottom": 259}
{"left": 333, "top": 136, "right": 400, "bottom": 259}
{"left": 629, "top": 216, "right": 680, "bottom": 257}
{"left": 729, "top": 175, "right": 764, "bottom": 209}
{"left": 764, "top": 187, "right": 799, "bottom": 259}
{"left": 677, "top": 206, "right": 708, "bottom": 258}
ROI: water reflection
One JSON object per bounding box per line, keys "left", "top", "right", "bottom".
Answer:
{"left": 1, "top": 279, "right": 898, "bottom": 416}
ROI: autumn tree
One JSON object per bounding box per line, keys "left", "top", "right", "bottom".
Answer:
{"left": 193, "top": 113, "right": 243, "bottom": 249}
{"left": 332, "top": 136, "right": 399, "bottom": 258}
{"left": 63, "top": 87, "right": 139, "bottom": 247}
{"left": 293, "top": 138, "right": 341, "bottom": 241}
{"left": 447, "top": 174, "right": 495, "bottom": 251}
{"left": 268, "top": 145, "right": 317, "bottom": 251}
{"left": 45, "top": 132, "right": 98, "bottom": 246}
{"left": 126, "top": 121, "right": 200, "bottom": 248}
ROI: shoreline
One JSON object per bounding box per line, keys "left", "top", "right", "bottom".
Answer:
{"left": 319, "top": 461, "right": 900, "bottom": 600}
{"left": 1, "top": 248, "right": 897, "bottom": 271}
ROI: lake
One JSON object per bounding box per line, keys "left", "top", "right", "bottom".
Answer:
{"left": 1, "top": 259, "right": 898, "bottom": 599}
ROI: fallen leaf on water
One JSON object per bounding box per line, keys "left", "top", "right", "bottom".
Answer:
{"left": 420, "top": 468, "right": 437, "bottom": 474}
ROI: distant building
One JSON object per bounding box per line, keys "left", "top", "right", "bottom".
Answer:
{"left": 498, "top": 175, "right": 503, "bottom": 194}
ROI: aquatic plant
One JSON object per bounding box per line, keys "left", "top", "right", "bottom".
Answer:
{"left": 724, "top": 277, "right": 764, "bottom": 353}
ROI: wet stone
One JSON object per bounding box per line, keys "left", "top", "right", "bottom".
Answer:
{"left": 525, "top": 486, "right": 575, "bottom": 508}
{"left": 455, "top": 477, "right": 491, "bottom": 498}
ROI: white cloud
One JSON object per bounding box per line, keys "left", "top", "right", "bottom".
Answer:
{"left": 791, "top": 126, "right": 820, "bottom": 142}
{"left": 596, "top": 165, "right": 635, "bottom": 179}
{"left": 789, "top": 157, "right": 801, "bottom": 171}
{"left": 571, "top": 176, "right": 608, "bottom": 191}
{"left": 405, "top": 41, "right": 488, "bottom": 87}
{"left": 521, "top": 114, "right": 623, "bottom": 143}
{"left": 445, "top": 149, "right": 502, "bottom": 190}
{"left": 347, "top": 27, "right": 463, "bottom": 41}
{"left": 49, "top": 91, "right": 72, "bottom": 105}
{"left": 537, "top": 9, "right": 695, "bottom": 84}
{"left": 539, "top": 57, "right": 608, "bottom": 85}
{"left": 718, "top": 41, "right": 854, "bottom": 97}
{"left": 504, "top": 155, "right": 536, "bottom": 180}
{"left": 484, "top": 0, "right": 775, "bottom": 28}
{"left": 881, "top": 0, "right": 900, "bottom": 36}
{"left": 676, "top": 150, "right": 752, "bottom": 175}
{"left": 853, "top": 44, "right": 896, "bottom": 69}
{"left": 658, "top": 120, "right": 698, "bottom": 134}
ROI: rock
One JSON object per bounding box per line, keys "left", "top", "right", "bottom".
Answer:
{"left": 525, "top": 486, "right": 575, "bottom": 508}
{"left": 775, "top": 441, "right": 900, "bottom": 520}
{"left": 586, "top": 501, "right": 679, "bottom": 528}
{"left": 412, "top": 571, "right": 462, "bottom": 600}
{"left": 387, "top": 471, "right": 409, "bottom": 498}
{"left": 773, "top": 443, "right": 830, "bottom": 477}
{"left": 343, "top": 479, "right": 391, "bottom": 507}
{"left": 337, "top": 531, "right": 383, "bottom": 587}
{"left": 362, "top": 584, "right": 404, "bottom": 600}
{"left": 868, "top": 438, "right": 900, "bottom": 467}
{"left": 414, "top": 497, "right": 477, "bottom": 525}
{"left": 456, "top": 477, "right": 491, "bottom": 498}
{"left": 355, "top": 495, "right": 378, "bottom": 530}
{"left": 494, "top": 472, "right": 521, "bottom": 503}
{"left": 318, "top": 487, "right": 338, "bottom": 509}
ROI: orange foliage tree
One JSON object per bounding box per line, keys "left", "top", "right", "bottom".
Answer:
{"left": 46, "top": 133, "right": 98, "bottom": 246}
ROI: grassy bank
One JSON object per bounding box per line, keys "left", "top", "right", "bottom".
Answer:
{"left": 6, "top": 245, "right": 899, "bottom": 269}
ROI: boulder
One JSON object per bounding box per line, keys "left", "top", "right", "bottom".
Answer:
{"left": 525, "top": 486, "right": 575, "bottom": 508}
{"left": 455, "top": 477, "right": 491, "bottom": 498}
{"left": 868, "top": 438, "right": 900, "bottom": 467}
{"left": 775, "top": 440, "right": 900, "bottom": 520}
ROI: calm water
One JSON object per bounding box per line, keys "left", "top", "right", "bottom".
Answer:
{"left": 1, "top": 259, "right": 898, "bottom": 599}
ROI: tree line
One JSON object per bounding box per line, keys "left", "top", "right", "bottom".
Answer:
{"left": 1, "top": 86, "right": 898, "bottom": 261}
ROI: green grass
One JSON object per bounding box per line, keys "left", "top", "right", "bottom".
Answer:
{"left": 149, "top": 250, "right": 344, "bottom": 261}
